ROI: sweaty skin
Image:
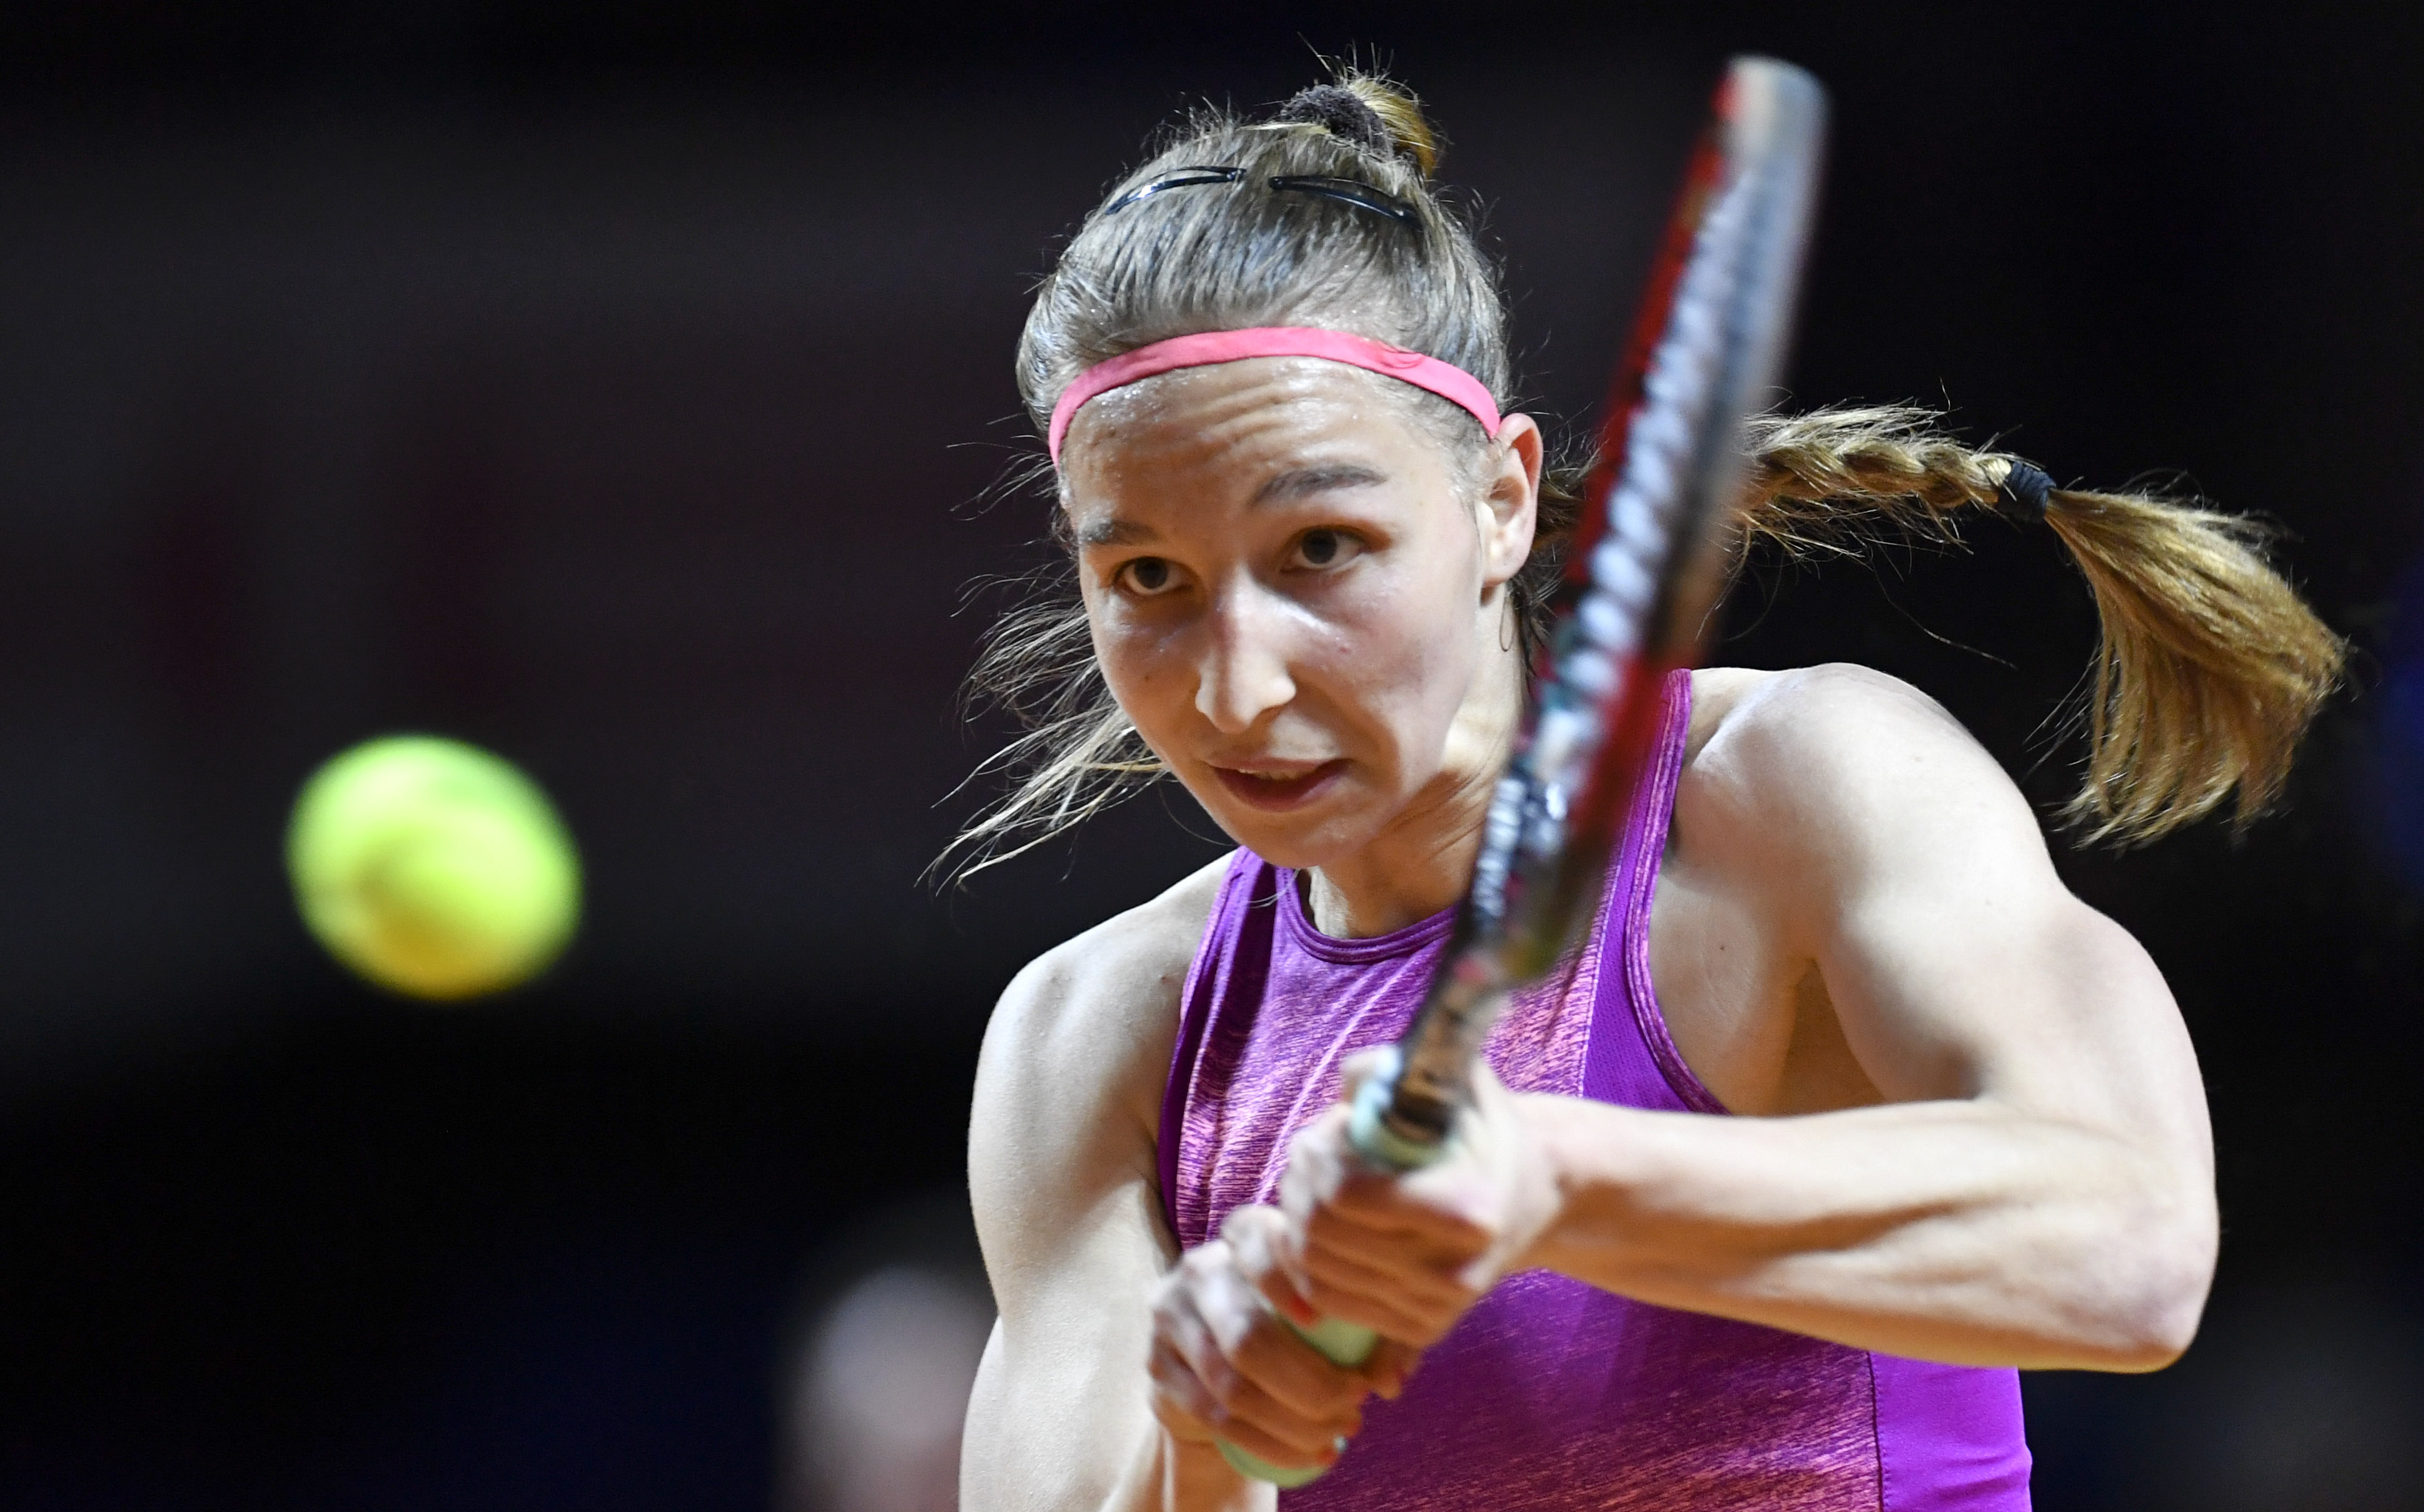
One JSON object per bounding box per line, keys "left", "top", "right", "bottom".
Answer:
{"left": 960, "top": 362, "right": 2217, "bottom": 1512}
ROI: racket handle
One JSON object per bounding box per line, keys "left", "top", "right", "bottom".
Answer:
{"left": 1215, "top": 1051, "right": 1435, "bottom": 1486}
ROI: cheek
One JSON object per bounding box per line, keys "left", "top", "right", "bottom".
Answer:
{"left": 1085, "top": 605, "right": 1189, "bottom": 734}
{"left": 1324, "top": 560, "right": 1482, "bottom": 758}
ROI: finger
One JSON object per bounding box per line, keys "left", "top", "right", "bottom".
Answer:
{"left": 1276, "top": 1202, "right": 1478, "bottom": 1346}
{"left": 1215, "top": 1213, "right": 1420, "bottom": 1408}
{"left": 1299, "top": 1239, "right": 1471, "bottom": 1321}
{"left": 1155, "top": 1329, "right": 1357, "bottom": 1466}
{"left": 1224, "top": 1307, "right": 1372, "bottom": 1420}
{"left": 1309, "top": 1190, "right": 1487, "bottom": 1249}
{"left": 1277, "top": 1108, "right": 1358, "bottom": 1222}
{"left": 1304, "top": 1203, "right": 1488, "bottom": 1276}
{"left": 1296, "top": 1276, "right": 1458, "bottom": 1349}
{"left": 1312, "top": 1173, "right": 1495, "bottom": 1249}
{"left": 1249, "top": 1227, "right": 1457, "bottom": 1347}
{"left": 1220, "top": 1206, "right": 1318, "bottom": 1326}
{"left": 1277, "top": 1139, "right": 1488, "bottom": 1250}
{"left": 1360, "top": 1339, "right": 1424, "bottom": 1401}
{"left": 1170, "top": 1267, "right": 1366, "bottom": 1441}
{"left": 1197, "top": 1244, "right": 1370, "bottom": 1420}
{"left": 1149, "top": 1340, "right": 1342, "bottom": 1471}
{"left": 1145, "top": 1340, "right": 1225, "bottom": 1444}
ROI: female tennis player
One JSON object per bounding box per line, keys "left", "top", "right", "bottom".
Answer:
{"left": 956, "top": 74, "right": 2342, "bottom": 1510}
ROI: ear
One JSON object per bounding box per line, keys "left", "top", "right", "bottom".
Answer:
{"left": 1476, "top": 413, "right": 1543, "bottom": 590}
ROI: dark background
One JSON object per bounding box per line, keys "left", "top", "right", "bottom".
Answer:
{"left": 3, "top": 2, "right": 2422, "bottom": 1508}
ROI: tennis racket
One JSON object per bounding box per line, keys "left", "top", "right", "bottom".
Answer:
{"left": 1220, "top": 55, "right": 1830, "bottom": 1487}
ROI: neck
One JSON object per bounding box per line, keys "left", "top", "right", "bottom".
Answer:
{"left": 1305, "top": 632, "right": 1523, "bottom": 939}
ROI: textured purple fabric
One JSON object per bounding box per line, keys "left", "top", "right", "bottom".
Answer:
{"left": 1158, "top": 669, "right": 2032, "bottom": 1508}
{"left": 1873, "top": 1355, "right": 2034, "bottom": 1510}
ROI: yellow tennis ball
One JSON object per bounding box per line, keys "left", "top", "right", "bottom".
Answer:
{"left": 288, "top": 736, "right": 581, "bottom": 1001}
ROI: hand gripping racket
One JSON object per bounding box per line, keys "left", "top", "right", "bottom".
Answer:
{"left": 1219, "top": 56, "right": 1829, "bottom": 1487}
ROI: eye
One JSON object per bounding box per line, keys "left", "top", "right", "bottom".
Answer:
{"left": 1289, "top": 528, "right": 1364, "bottom": 571}
{"left": 1116, "top": 556, "right": 1178, "bottom": 596}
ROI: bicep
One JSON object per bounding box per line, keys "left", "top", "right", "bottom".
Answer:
{"left": 1748, "top": 674, "right": 2207, "bottom": 1152}
{"left": 962, "top": 961, "right": 1183, "bottom": 1511}
{"left": 1823, "top": 858, "right": 2205, "bottom": 1156}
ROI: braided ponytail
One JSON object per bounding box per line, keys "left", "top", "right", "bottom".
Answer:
{"left": 1734, "top": 408, "right": 2347, "bottom": 844}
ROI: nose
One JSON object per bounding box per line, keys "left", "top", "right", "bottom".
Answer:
{"left": 1195, "top": 578, "right": 1297, "bottom": 735}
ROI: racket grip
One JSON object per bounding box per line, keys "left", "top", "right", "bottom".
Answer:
{"left": 1215, "top": 1051, "right": 1433, "bottom": 1486}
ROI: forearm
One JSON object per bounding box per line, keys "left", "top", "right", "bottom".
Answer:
{"left": 1520, "top": 1092, "right": 2214, "bottom": 1369}
{"left": 963, "top": 1325, "right": 1271, "bottom": 1512}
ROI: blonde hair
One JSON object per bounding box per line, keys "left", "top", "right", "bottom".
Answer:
{"left": 938, "top": 79, "right": 2345, "bottom": 880}
{"left": 1738, "top": 408, "right": 2343, "bottom": 843}
{"left": 1013, "top": 72, "right": 1500, "bottom": 442}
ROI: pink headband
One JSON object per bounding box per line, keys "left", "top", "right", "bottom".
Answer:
{"left": 1045, "top": 326, "right": 1503, "bottom": 464}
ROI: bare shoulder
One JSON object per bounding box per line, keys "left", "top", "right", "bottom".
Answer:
{"left": 969, "top": 852, "right": 1233, "bottom": 1272}
{"left": 1680, "top": 664, "right": 2053, "bottom": 880}
{"left": 977, "top": 851, "right": 1232, "bottom": 1121}
{"left": 1687, "top": 662, "right": 1976, "bottom": 768}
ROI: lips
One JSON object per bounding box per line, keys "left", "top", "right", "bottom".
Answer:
{"left": 1208, "top": 758, "right": 1349, "bottom": 812}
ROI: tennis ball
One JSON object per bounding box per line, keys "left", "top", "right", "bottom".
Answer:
{"left": 288, "top": 736, "right": 581, "bottom": 1001}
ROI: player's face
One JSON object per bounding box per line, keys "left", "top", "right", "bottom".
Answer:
{"left": 1059, "top": 359, "right": 1526, "bottom": 871}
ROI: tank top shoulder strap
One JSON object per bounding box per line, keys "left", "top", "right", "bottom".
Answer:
{"left": 1583, "top": 667, "right": 1730, "bottom": 1114}
{"left": 1157, "top": 848, "right": 1276, "bottom": 1233}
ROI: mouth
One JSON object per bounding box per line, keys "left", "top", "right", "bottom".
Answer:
{"left": 1208, "top": 758, "right": 1350, "bottom": 812}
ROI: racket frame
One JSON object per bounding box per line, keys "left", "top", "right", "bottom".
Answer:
{"left": 1218, "top": 56, "right": 1828, "bottom": 1488}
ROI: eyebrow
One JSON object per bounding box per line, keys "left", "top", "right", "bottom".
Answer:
{"left": 1072, "top": 463, "right": 1389, "bottom": 549}
{"left": 1251, "top": 463, "right": 1388, "bottom": 504}
{"left": 1075, "top": 517, "right": 1158, "bottom": 548}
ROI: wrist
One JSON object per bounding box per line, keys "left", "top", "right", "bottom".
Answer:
{"left": 1512, "top": 1092, "right": 1639, "bottom": 1275}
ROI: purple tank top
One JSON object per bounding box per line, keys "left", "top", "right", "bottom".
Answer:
{"left": 1158, "top": 670, "right": 2032, "bottom": 1509}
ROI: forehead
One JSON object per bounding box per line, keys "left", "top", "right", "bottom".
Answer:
{"left": 1057, "top": 358, "right": 1433, "bottom": 500}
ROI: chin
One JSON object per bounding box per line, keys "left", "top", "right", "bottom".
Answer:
{"left": 1191, "top": 792, "right": 1388, "bottom": 871}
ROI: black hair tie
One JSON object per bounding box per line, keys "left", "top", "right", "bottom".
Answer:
{"left": 1997, "top": 460, "right": 2057, "bottom": 518}
{"left": 1274, "top": 84, "right": 1395, "bottom": 158}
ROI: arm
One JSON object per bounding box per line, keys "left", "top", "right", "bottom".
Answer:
{"left": 1270, "top": 664, "right": 2217, "bottom": 1372}
{"left": 962, "top": 860, "right": 1394, "bottom": 1512}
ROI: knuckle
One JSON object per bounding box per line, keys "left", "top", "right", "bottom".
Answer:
{"left": 1288, "top": 1116, "right": 1344, "bottom": 1164}
{"left": 1442, "top": 1213, "right": 1493, "bottom": 1251}
{"left": 1149, "top": 1277, "right": 1188, "bottom": 1321}
{"left": 1181, "top": 1241, "right": 1228, "bottom": 1278}
{"left": 1226, "top": 1225, "right": 1278, "bottom": 1278}
{"left": 1208, "top": 1287, "right": 1259, "bottom": 1339}
{"left": 1236, "top": 1201, "right": 1282, "bottom": 1233}
{"left": 1203, "top": 1294, "right": 1259, "bottom": 1355}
